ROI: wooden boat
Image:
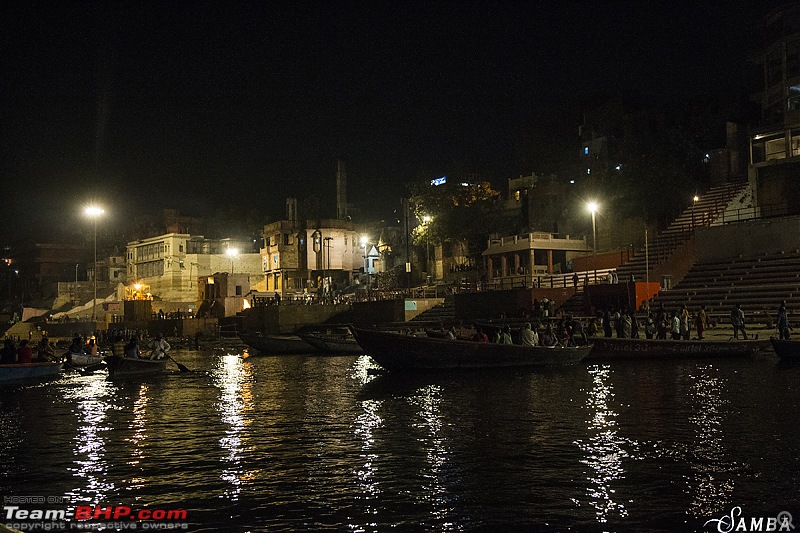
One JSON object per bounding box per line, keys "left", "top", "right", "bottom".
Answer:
{"left": 587, "top": 336, "right": 770, "bottom": 360}
{"left": 0, "top": 362, "right": 64, "bottom": 384}
{"left": 770, "top": 338, "right": 800, "bottom": 360}
{"left": 105, "top": 355, "right": 168, "bottom": 378}
{"left": 296, "top": 331, "right": 363, "bottom": 354}
{"left": 66, "top": 352, "right": 105, "bottom": 367}
{"left": 350, "top": 327, "right": 590, "bottom": 371}
{"left": 239, "top": 333, "right": 317, "bottom": 355}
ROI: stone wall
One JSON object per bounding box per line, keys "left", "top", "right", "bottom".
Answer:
{"left": 695, "top": 216, "right": 800, "bottom": 261}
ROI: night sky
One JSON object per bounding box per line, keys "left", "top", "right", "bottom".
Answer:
{"left": 1, "top": 1, "right": 770, "bottom": 242}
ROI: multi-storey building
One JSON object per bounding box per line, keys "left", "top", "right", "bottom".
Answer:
{"left": 126, "top": 233, "right": 261, "bottom": 303}
{"left": 261, "top": 199, "right": 363, "bottom": 297}
{"left": 749, "top": 1, "right": 800, "bottom": 214}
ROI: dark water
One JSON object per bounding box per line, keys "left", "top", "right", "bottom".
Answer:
{"left": 1, "top": 346, "right": 799, "bottom": 532}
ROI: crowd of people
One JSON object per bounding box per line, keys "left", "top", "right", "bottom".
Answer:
{"left": 0, "top": 330, "right": 174, "bottom": 365}
{"left": 588, "top": 300, "right": 792, "bottom": 341}
{"left": 462, "top": 315, "right": 590, "bottom": 348}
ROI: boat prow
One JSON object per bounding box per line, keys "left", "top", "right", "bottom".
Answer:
{"left": 770, "top": 338, "right": 800, "bottom": 360}
{"left": 239, "top": 333, "right": 317, "bottom": 355}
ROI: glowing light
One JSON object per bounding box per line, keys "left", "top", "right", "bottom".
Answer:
{"left": 226, "top": 247, "right": 239, "bottom": 257}
{"left": 84, "top": 206, "right": 104, "bottom": 218}
{"left": 587, "top": 201, "right": 599, "bottom": 214}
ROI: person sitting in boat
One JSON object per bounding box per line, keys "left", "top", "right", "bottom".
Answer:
{"left": 446, "top": 327, "right": 457, "bottom": 340}
{"left": 471, "top": 326, "right": 488, "bottom": 343}
{"left": 68, "top": 336, "right": 83, "bottom": 354}
{"left": 557, "top": 322, "right": 572, "bottom": 346}
{"left": 569, "top": 316, "right": 588, "bottom": 346}
{"left": 84, "top": 338, "right": 98, "bottom": 356}
{"left": 149, "top": 334, "right": 171, "bottom": 360}
{"left": 124, "top": 338, "right": 141, "bottom": 359}
{"left": 17, "top": 340, "right": 33, "bottom": 364}
{"left": 111, "top": 334, "right": 126, "bottom": 358}
{"left": 499, "top": 325, "right": 513, "bottom": 345}
{"left": 520, "top": 323, "right": 538, "bottom": 346}
{"left": 0, "top": 339, "right": 17, "bottom": 364}
{"left": 35, "top": 337, "right": 55, "bottom": 362}
{"left": 541, "top": 324, "right": 559, "bottom": 347}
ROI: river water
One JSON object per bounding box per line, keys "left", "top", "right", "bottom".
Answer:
{"left": 1, "top": 345, "right": 798, "bottom": 532}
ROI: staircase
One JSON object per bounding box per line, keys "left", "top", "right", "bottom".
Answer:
{"left": 408, "top": 299, "right": 457, "bottom": 326}
{"left": 616, "top": 181, "right": 749, "bottom": 282}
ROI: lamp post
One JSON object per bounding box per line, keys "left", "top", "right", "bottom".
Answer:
{"left": 360, "top": 235, "right": 369, "bottom": 298}
{"left": 587, "top": 201, "right": 598, "bottom": 282}
{"left": 84, "top": 205, "right": 104, "bottom": 322}
{"left": 226, "top": 247, "right": 239, "bottom": 274}
{"left": 692, "top": 195, "right": 699, "bottom": 231}
{"left": 422, "top": 215, "right": 432, "bottom": 280}
{"left": 324, "top": 237, "right": 332, "bottom": 302}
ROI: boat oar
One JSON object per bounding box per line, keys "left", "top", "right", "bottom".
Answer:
{"left": 166, "top": 354, "right": 190, "bottom": 373}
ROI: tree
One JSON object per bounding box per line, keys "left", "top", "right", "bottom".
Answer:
{"left": 409, "top": 178, "right": 505, "bottom": 263}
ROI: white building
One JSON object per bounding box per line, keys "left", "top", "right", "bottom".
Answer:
{"left": 126, "top": 233, "right": 262, "bottom": 304}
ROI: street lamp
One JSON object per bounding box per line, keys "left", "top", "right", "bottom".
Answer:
{"left": 84, "top": 205, "right": 104, "bottom": 322}
{"left": 360, "top": 235, "right": 369, "bottom": 298}
{"left": 587, "top": 201, "right": 598, "bottom": 281}
{"left": 422, "top": 215, "right": 432, "bottom": 280}
{"left": 226, "top": 247, "right": 239, "bottom": 274}
{"left": 692, "top": 195, "right": 699, "bottom": 230}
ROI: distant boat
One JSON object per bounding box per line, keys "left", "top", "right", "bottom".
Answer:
{"left": 296, "top": 326, "right": 363, "bottom": 355}
{"left": 587, "top": 337, "right": 770, "bottom": 359}
{"left": 0, "top": 362, "right": 64, "bottom": 384}
{"left": 239, "top": 333, "right": 317, "bottom": 355}
{"left": 105, "top": 356, "right": 168, "bottom": 378}
{"left": 350, "top": 327, "right": 590, "bottom": 372}
{"left": 770, "top": 338, "right": 800, "bottom": 360}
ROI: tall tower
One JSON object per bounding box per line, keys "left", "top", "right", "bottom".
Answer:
{"left": 336, "top": 160, "right": 347, "bottom": 219}
{"left": 286, "top": 197, "right": 298, "bottom": 222}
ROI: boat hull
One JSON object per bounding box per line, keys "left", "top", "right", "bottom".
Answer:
{"left": 0, "top": 362, "right": 64, "bottom": 384}
{"left": 771, "top": 338, "right": 800, "bottom": 359}
{"left": 587, "top": 337, "right": 769, "bottom": 359}
{"left": 105, "top": 356, "right": 168, "bottom": 377}
{"left": 350, "top": 327, "right": 590, "bottom": 371}
{"left": 239, "top": 334, "right": 316, "bottom": 355}
{"left": 297, "top": 333, "right": 363, "bottom": 354}
{"left": 67, "top": 353, "right": 105, "bottom": 367}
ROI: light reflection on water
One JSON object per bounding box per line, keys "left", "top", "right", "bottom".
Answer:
{"left": 409, "top": 384, "right": 459, "bottom": 531}
{"left": 578, "top": 364, "right": 629, "bottom": 523}
{"left": 0, "top": 349, "right": 798, "bottom": 531}
{"left": 685, "top": 364, "right": 736, "bottom": 517}
{"left": 212, "top": 354, "right": 255, "bottom": 501}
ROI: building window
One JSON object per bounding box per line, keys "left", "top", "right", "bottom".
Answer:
{"left": 235, "top": 285, "right": 242, "bottom": 296}
{"left": 283, "top": 234, "right": 290, "bottom": 245}
{"left": 791, "top": 130, "right": 800, "bottom": 157}
{"left": 752, "top": 133, "right": 785, "bottom": 163}
{"left": 179, "top": 245, "right": 184, "bottom": 253}
{"left": 584, "top": 146, "right": 589, "bottom": 155}
{"left": 789, "top": 85, "right": 800, "bottom": 112}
